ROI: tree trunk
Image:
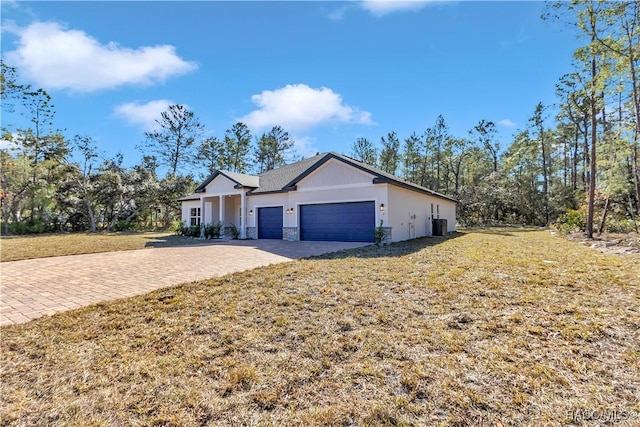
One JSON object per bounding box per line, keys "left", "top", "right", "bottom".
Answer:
{"left": 541, "top": 130, "right": 549, "bottom": 225}
{"left": 586, "top": 46, "right": 598, "bottom": 239}
{"left": 597, "top": 196, "right": 610, "bottom": 234}
{"left": 84, "top": 197, "right": 97, "bottom": 233}
{"left": 629, "top": 195, "right": 638, "bottom": 233}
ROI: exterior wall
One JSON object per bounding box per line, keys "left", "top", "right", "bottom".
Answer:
{"left": 439, "top": 199, "right": 457, "bottom": 232}
{"left": 223, "top": 196, "right": 240, "bottom": 227}
{"left": 204, "top": 175, "right": 237, "bottom": 194}
{"left": 246, "top": 186, "right": 387, "bottom": 241}
{"left": 181, "top": 200, "right": 201, "bottom": 225}
{"left": 246, "top": 193, "right": 284, "bottom": 231}
{"left": 297, "top": 158, "right": 374, "bottom": 189}
{"left": 283, "top": 227, "right": 298, "bottom": 241}
{"left": 387, "top": 186, "right": 456, "bottom": 241}
{"left": 245, "top": 161, "right": 388, "bottom": 241}
{"left": 183, "top": 160, "right": 456, "bottom": 241}
{"left": 209, "top": 198, "right": 220, "bottom": 223}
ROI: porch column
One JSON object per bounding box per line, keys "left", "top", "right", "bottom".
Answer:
{"left": 200, "top": 196, "right": 205, "bottom": 238}
{"left": 219, "top": 195, "right": 225, "bottom": 226}
{"left": 240, "top": 191, "right": 247, "bottom": 239}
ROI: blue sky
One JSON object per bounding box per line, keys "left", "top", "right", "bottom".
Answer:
{"left": 1, "top": 1, "right": 581, "bottom": 175}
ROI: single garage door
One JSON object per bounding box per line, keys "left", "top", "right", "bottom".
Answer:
{"left": 300, "top": 201, "right": 375, "bottom": 242}
{"left": 258, "top": 206, "right": 283, "bottom": 239}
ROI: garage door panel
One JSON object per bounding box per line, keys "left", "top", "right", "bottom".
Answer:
{"left": 300, "top": 201, "right": 374, "bottom": 242}
{"left": 258, "top": 207, "right": 283, "bottom": 239}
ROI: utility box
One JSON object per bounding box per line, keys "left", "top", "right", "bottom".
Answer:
{"left": 432, "top": 219, "right": 448, "bottom": 236}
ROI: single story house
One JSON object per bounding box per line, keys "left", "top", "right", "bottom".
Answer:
{"left": 179, "top": 152, "right": 456, "bottom": 243}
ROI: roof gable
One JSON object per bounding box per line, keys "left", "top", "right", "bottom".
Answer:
{"left": 296, "top": 157, "right": 374, "bottom": 189}
{"left": 195, "top": 170, "right": 259, "bottom": 193}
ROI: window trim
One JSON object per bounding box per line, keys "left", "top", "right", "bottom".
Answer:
{"left": 190, "top": 207, "right": 201, "bottom": 226}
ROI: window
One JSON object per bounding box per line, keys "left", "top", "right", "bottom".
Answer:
{"left": 437, "top": 204, "right": 440, "bottom": 218}
{"left": 430, "top": 203, "right": 434, "bottom": 218}
{"left": 190, "top": 207, "right": 201, "bottom": 226}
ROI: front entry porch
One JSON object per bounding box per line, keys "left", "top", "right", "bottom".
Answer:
{"left": 199, "top": 193, "right": 247, "bottom": 239}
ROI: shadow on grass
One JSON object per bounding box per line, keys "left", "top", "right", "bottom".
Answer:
{"left": 143, "top": 232, "right": 465, "bottom": 260}
{"left": 310, "top": 231, "right": 465, "bottom": 261}
{"left": 108, "top": 227, "right": 536, "bottom": 260}
{"left": 458, "top": 226, "right": 546, "bottom": 237}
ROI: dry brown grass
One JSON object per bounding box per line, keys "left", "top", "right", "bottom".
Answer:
{"left": 1, "top": 228, "right": 639, "bottom": 426}
{"left": 0, "top": 232, "right": 202, "bottom": 262}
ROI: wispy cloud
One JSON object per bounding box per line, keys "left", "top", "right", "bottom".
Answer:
{"left": 113, "top": 100, "right": 176, "bottom": 131}
{"left": 360, "top": 0, "right": 441, "bottom": 17}
{"left": 4, "top": 21, "right": 197, "bottom": 92}
{"left": 498, "top": 119, "right": 517, "bottom": 128}
{"left": 239, "top": 84, "right": 374, "bottom": 133}
{"left": 327, "top": 5, "right": 350, "bottom": 21}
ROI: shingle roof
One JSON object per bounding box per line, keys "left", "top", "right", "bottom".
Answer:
{"left": 250, "top": 153, "right": 326, "bottom": 194}
{"left": 177, "top": 193, "right": 201, "bottom": 201}
{"left": 190, "top": 152, "right": 456, "bottom": 203}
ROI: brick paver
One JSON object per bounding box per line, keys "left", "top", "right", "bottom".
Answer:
{"left": 0, "top": 240, "right": 369, "bottom": 326}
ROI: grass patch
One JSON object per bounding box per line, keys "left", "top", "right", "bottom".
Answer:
{"left": 1, "top": 229, "right": 639, "bottom": 425}
{"left": 0, "top": 232, "right": 204, "bottom": 262}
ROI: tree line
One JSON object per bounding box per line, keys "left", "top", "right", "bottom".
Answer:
{"left": 0, "top": 63, "right": 299, "bottom": 234}
{"left": 349, "top": 1, "right": 639, "bottom": 235}
{"left": 1, "top": 1, "right": 638, "bottom": 235}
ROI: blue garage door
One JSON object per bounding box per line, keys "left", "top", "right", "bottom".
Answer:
{"left": 258, "top": 207, "right": 283, "bottom": 239}
{"left": 300, "top": 201, "right": 375, "bottom": 242}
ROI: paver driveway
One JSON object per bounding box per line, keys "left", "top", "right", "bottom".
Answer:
{"left": 0, "top": 240, "right": 369, "bottom": 326}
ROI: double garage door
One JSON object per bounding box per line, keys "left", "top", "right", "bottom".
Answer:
{"left": 258, "top": 201, "right": 375, "bottom": 242}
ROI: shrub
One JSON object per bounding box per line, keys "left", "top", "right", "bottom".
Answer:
{"left": 204, "top": 222, "right": 223, "bottom": 239}
{"left": 170, "top": 218, "right": 183, "bottom": 234}
{"left": 604, "top": 218, "right": 636, "bottom": 233}
{"left": 7, "top": 219, "right": 52, "bottom": 235}
{"left": 113, "top": 220, "right": 133, "bottom": 231}
{"left": 375, "top": 220, "right": 386, "bottom": 246}
{"left": 189, "top": 225, "right": 202, "bottom": 237}
{"left": 229, "top": 223, "right": 240, "bottom": 239}
{"left": 554, "top": 209, "right": 586, "bottom": 234}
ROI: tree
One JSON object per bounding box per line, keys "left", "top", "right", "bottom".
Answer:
{"left": 402, "top": 133, "right": 422, "bottom": 183}
{"left": 350, "top": 137, "right": 377, "bottom": 166}
{"left": 378, "top": 131, "right": 400, "bottom": 174}
{"left": 220, "top": 122, "right": 252, "bottom": 173}
{"left": 529, "top": 102, "right": 552, "bottom": 224}
{"left": 253, "top": 125, "right": 294, "bottom": 173}
{"left": 197, "top": 136, "right": 222, "bottom": 176}
{"left": 472, "top": 120, "right": 499, "bottom": 173}
{"left": 141, "top": 104, "right": 204, "bottom": 176}
{"left": 432, "top": 115, "right": 449, "bottom": 191}
{"left": 0, "top": 61, "right": 29, "bottom": 115}
{"left": 443, "top": 137, "right": 470, "bottom": 196}
{"left": 72, "top": 135, "right": 99, "bottom": 232}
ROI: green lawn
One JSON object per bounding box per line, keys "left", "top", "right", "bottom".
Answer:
{"left": 1, "top": 229, "right": 639, "bottom": 426}
{"left": 0, "top": 231, "right": 204, "bottom": 262}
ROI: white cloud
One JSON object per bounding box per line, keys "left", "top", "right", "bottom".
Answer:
{"left": 4, "top": 21, "right": 197, "bottom": 92}
{"left": 360, "top": 0, "right": 438, "bottom": 17}
{"left": 113, "top": 100, "right": 176, "bottom": 131}
{"left": 239, "top": 84, "right": 373, "bottom": 133}
{"left": 498, "top": 119, "right": 517, "bottom": 128}
{"left": 291, "top": 135, "right": 320, "bottom": 159}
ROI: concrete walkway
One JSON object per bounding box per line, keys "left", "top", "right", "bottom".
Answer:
{"left": 0, "top": 240, "right": 369, "bottom": 326}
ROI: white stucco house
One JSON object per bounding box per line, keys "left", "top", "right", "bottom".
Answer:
{"left": 179, "top": 152, "right": 456, "bottom": 243}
